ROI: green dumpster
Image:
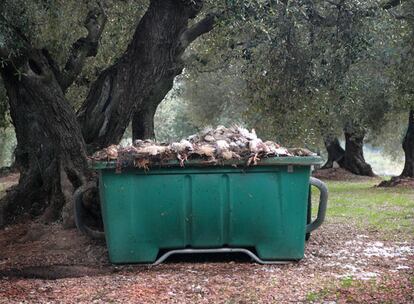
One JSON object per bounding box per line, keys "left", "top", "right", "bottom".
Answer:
{"left": 90, "top": 156, "right": 328, "bottom": 264}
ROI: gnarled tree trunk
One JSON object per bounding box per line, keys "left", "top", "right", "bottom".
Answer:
{"left": 401, "top": 109, "right": 414, "bottom": 178}
{"left": 130, "top": 12, "right": 216, "bottom": 141}
{"left": 0, "top": 5, "right": 106, "bottom": 227}
{"left": 341, "top": 124, "right": 375, "bottom": 176}
{"left": 378, "top": 109, "right": 414, "bottom": 187}
{"left": 0, "top": 50, "right": 90, "bottom": 227}
{"left": 132, "top": 75, "right": 177, "bottom": 140}
{"left": 132, "top": 101, "right": 159, "bottom": 141}
{"left": 77, "top": 1, "right": 216, "bottom": 145}
{"left": 321, "top": 135, "right": 345, "bottom": 169}
{"left": 77, "top": 0, "right": 210, "bottom": 150}
{"left": 0, "top": 0, "right": 215, "bottom": 227}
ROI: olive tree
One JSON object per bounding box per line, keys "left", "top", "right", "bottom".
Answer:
{"left": 0, "top": 0, "right": 218, "bottom": 226}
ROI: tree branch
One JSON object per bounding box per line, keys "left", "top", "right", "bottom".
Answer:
{"left": 324, "top": 0, "right": 342, "bottom": 8}
{"left": 179, "top": 13, "right": 218, "bottom": 51}
{"left": 179, "top": 0, "right": 204, "bottom": 18}
{"left": 305, "top": 6, "right": 338, "bottom": 27}
{"left": 381, "top": 0, "right": 407, "bottom": 10}
{"left": 58, "top": 3, "right": 107, "bottom": 92}
{"left": 389, "top": 12, "right": 414, "bottom": 20}
{"left": 0, "top": 47, "right": 9, "bottom": 59}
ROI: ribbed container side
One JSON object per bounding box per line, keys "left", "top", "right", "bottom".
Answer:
{"left": 99, "top": 165, "right": 311, "bottom": 263}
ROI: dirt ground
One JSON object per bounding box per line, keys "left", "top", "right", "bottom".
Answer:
{"left": 312, "top": 168, "right": 378, "bottom": 182}
{"left": 313, "top": 167, "right": 414, "bottom": 187}
{"left": 0, "top": 171, "right": 413, "bottom": 303}
{"left": 0, "top": 220, "right": 413, "bottom": 304}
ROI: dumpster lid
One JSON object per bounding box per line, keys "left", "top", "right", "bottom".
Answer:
{"left": 90, "top": 156, "right": 323, "bottom": 170}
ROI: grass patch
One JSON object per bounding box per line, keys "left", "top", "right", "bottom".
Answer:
{"left": 312, "top": 180, "right": 414, "bottom": 238}
{"left": 340, "top": 276, "right": 355, "bottom": 288}
{"left": 305, "top": 276, "right": 413, "bottom": 303}
{"left": 305, "top": 288, "right": 330, "bottom": 302}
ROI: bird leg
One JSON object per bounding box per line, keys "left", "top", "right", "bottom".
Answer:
{"left": 177, "top": 153, "right": 188, "bottom": 167}
{"left": 134, "top": 158, "right": 150, "bottom": 171}
{"left": 247, "top": 153, "right": 260, "bottom": 166}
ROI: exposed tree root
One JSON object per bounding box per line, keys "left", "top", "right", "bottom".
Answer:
{"left": 377, "top": 176, "right": 414, "bottom": 188}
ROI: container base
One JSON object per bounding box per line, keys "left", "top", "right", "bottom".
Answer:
{"left": 152, "top": 248, "right": 295, "bottom": 265}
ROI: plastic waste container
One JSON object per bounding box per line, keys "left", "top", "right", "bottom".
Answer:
{"left": 89, "top": 156, "right": 328, "bottom": 264}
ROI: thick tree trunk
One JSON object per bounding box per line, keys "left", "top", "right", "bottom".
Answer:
{"left": 0, "top": 0, "right": 214, "bottom": 228}
{"left": 77, "top": 0, "right": 198, "bottom": 151}
{"left": 341, "top": 126, "right": 375, "bottom": 176}
{"left": 0, "top": 5, "right": 106, "bottom": 228}
{"left": 0, "top": 50, "right": 90, "bottom": 227}
{"left": 130, "top": 10, "right": 217, "bottom": 141}
{"left": 321, "top": 135, "right": 345, "bottom": 169}
{"left": 132, "top": 104, "right": 157, "bottom": 140}
{"left": 132, "top": 75, "right": 177, "bottom": 140}
{"left": 401, "top": 109, "right": 414, "bottom": 178}
{"left": 78, "top": 0, "right": 216, "bottom": 148}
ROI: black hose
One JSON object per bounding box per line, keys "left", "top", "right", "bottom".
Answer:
{"left": 74, "top": 182, "right": 105, "bottom": 240}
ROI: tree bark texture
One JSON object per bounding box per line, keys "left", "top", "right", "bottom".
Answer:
{"left": 0, "top": 50, "right": 90, "bottom": 227}
{"left": 132, "top": 75, "right": 176, "bottom": 140}
{"left": 341, "top": 126, "right": 375, "bottom": 176}
{"left": 0, "top": 4, "right": 106, "bottom": 227}
{"left": 0, "top": 0, "right": 214, "bottom": 227}
{"left": 77, "top": 0, "right": 207, "bottom": 149}
{"left": 401, "top": 109, "right": 414, "bottom": 178}
{"left": 321, "top": 135, "right": 345, "bottom": 169}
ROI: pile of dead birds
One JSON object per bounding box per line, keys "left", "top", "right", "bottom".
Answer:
{"left": 91, "top": 126, "right": 316, "bottom": 169}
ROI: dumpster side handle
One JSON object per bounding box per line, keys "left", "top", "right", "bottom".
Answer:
{"left": 74, "top": 182, "right": 106, "bottom": 240}
{"left": 306, "top": 177, "right": 328, "bottom": 233}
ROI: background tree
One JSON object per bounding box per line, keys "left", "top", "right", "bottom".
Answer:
{"left": 381, "top": 0, "right": 414, "bottom": 180}
{"left": 155, "top": 0, "right": 411, "bottom": 179}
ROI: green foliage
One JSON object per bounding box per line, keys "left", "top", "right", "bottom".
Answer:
{"left": 1, "top": 0, "right": 413, "bottom": 155}
{"left": 239, "top": 0, "right": 391, "bottom": 140}
{"left": 154, "top": 80, "right": 200, "bottom": 143}
{"left": 1, "top": 0, "right": 88, "bottom": 57}
{"left": 161, "top": 0, "right": 413, "bottom": 154}
{"left": 391, "top": 1, "right": 414, "bottom": 111}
